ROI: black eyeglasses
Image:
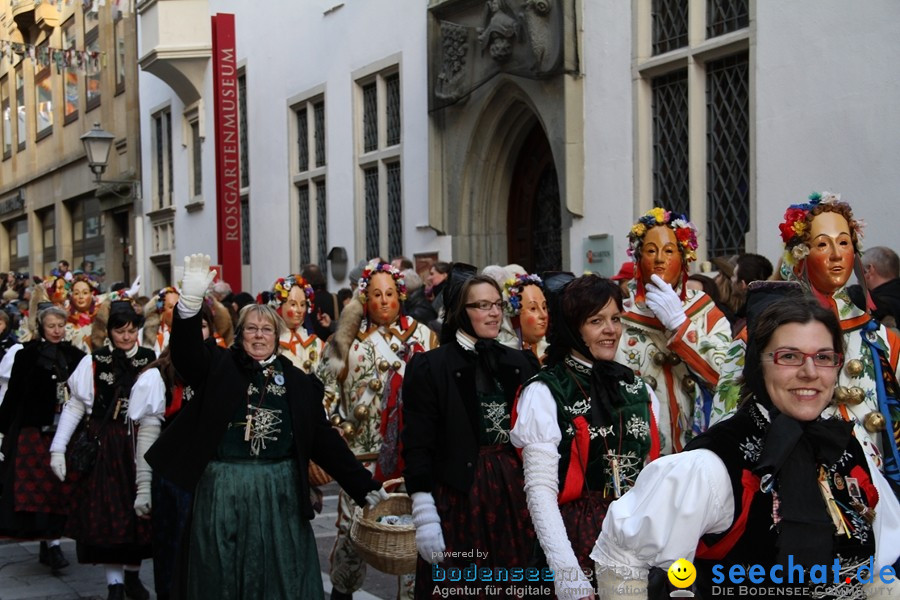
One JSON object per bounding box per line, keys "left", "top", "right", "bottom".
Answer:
{"left": 465, "top": 300, "right": 506, "bottom": 312}
{"left": 762, "top": 350, "right": 843, "bottom": 368}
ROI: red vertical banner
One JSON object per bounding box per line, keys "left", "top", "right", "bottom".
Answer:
{"left": 211, "top": 13, "right": 242, "bottom": 292}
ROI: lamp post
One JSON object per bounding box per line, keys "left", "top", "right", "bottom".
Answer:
{"left": 79, "top": 123, "right": 140, "bottom": 199}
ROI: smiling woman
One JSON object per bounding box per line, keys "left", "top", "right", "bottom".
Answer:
{"left": 592, "top": 297, "right": 900, "bottom": 599}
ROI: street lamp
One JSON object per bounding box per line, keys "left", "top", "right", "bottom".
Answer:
{"left": 79, "top": 123, "right": 140, "bottom": 199}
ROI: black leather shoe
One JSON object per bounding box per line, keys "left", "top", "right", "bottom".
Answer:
{"left": 124, "top": 571, "right": 150, "bottom": 600}
{"left": 108, "top": 584, "right": 125, "bottom": 600}
{"left": 38, "top": 541, "right": 49, "bottom": 565}
{"left": 46, "top": 545, "right": 69, "bottom": 570}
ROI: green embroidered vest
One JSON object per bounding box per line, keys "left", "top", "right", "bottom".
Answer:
{"left": 220, "top": 359, "right": 293, "bottom": 460}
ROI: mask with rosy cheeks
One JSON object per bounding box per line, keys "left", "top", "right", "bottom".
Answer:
{"left": 366, "top": 272, "right": 401, "bottom": 326}
{"left": 519, "top": 285, "right": 548, "bottom": 345}
{"left": 161, "top": 292, "right": 179, "bottom": 327}
{"left": 639, "top": 226, "right": 683, "bottom": 287}
{"left": 798, "top": 211, "right": 855, "bottom": 296}
{"left": 71, "top": 281, "right": 94, "bottom": 312}
{"left": 281, "top": 286, "right": 309, "bottom": 330}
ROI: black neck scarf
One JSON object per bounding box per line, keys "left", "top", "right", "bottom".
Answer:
{"left": 586, "top": 359, "right": 635, "bottom": 428}
{"left": 754, "top": 406, "right": 854, "bottom": 570}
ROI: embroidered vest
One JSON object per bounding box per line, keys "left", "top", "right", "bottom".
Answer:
{"left": 91, "top": 346, "right": 155, "bottom": 422}
{"left": 533, "top": 357, "right": 653, "bottom": 501}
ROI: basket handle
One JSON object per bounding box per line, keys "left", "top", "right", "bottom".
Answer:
{"left": 381, "top": 477, "right": 404, "bottom": 491}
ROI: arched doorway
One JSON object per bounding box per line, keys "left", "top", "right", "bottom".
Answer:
{"left": 506, "top": 123, "right": 561, "bottom": 273}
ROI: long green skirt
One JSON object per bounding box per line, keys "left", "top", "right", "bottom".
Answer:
{"left": 187, "top": 458, "right": 323, "bottom": 600}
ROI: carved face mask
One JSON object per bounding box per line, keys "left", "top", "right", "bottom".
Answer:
{"left": 801, "top": 211, "right": 854, "bottom": 295}
{"left": 366, "top": 272, "right": 401, "bottom": 326}
{"left": 518, "top": 284, "right": 548, "bottom": 345}
{"left": 639, "top": 226, "right": 682, "bottom": 288}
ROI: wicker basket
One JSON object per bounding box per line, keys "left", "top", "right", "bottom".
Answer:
{"left": 349, "top": 478, "right": 417, "bottom": 575}
{"left": 308, "top": 461, "right": 333, "bottom": 486}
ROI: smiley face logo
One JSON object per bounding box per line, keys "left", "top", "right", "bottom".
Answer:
{"left": 667, "top": 558, "right": 696, "bottom": 589}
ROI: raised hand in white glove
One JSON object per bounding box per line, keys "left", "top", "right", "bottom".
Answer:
{"left": 176, "top": 254, "right": 217, "bottom": 315}
{"left": 644, "top": 274, "right": 687, "bottom": 330}
{"left": 412, "top": 491, "right": 446, "bottom": 563}
{"left": 126, "top": 274, "right": 142, "bottom": 298}
{"left": 50, "top": 451, "right": 67, "bottom": 482}
{"left": 134, "top": 483, "right": 152, "bottom": 518}
{"left": 365, "top": 487, "right": 390, "bottom": 508}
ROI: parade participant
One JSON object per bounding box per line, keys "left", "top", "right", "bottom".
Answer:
{"left": 65, "top": 273, "right": 100, "bottom": 353}
{"left": 616, "top": 208, "right": 732, "bottom": 454}
{"left": 128, "top": 301, "right": 218, "bottom": 600}
{"left": 144, "top": 254, "right": 387, "bottom": 600}
{"left": 512, "top": 274, "right": 659, "bottom": 599}
{"left": 49, "top": 294, "right": 155, "bottom": 600}
{"left": 0, "top": 304, "right": 84, "bottom": 571}
{"left": 503, "top": 272, "right": 549, "bottom": 362}
{"left": 141, "top": 286, "right": 179, "bottom": 356}
{"left": 317, "top": 259, "right": 437, "bottom": 600}
{"left": 402, "top": 266, "right": 544, "bottom": 599}
{"left": 45, "top": 276, "right": 70, "bottom": 308}
{"left": 261, "top": 274, "right": 323, "bottom": 374}
{"left": 592, "top": 298, "right": 900, "bottom": 599}
{"left": 714, "top": 193, "right": 900, "bottom": 491}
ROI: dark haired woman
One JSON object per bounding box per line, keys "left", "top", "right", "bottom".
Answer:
{"left": 49, "top": 297, "right": 156, "bottom": 600}
{"left": 0, "top": 304, "right": 84, "bottom": 571}
{"left": 593, "top": 297, "right": 900, "bottom": 599}
{"left": 402, "top": 269, "right": 545, "bottom": 599}
{"left": 511, "top": 275, "right": 659, "bottom": 599}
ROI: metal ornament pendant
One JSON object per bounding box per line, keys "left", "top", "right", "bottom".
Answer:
{"left": 760, "top": 473, "right": 775, "bottom": 494}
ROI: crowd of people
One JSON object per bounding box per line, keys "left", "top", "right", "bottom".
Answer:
{"left": 0, "top": 190, "right": 899, "bottom": 600}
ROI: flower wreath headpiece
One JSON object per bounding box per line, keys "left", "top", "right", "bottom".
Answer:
{"left": 626, "top": 207, "right": 699, "bottom": 303}
{"left": 155, "top": 286, "right": 179, "bottom": 312}
{"left": 503, "top": 273, "right": 543, "bottom": 317}
{"left": 265, "top": 274, "right": 315, "bottom": 314}
{"left": 779, "top": 191, "right": 865, "bottom": 268}
{"left": 357, "top": 259, "right": 407, "bottom": 304}
{"left": 71, "top": 273, "right": 100, "bottom": 294}
{"left": 44, "top": 275, "right": 71, "bottom": 305}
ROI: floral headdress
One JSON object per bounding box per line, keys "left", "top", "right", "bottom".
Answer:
{"left": 43, "top": 276, "right": 71, "bottom": 305}
{"left": 779, "top": 191, "right": 865, "bottom": 268}
{"left": 503, "top": 273, "right": 543, "bottom": 317}
{"left": 265, "top": 274, "right": 315, "bottom": 314}
{"left": 357, "top": 259, "right": 407, "bottom": 303}
{"left": 71, "top": 273, "right": 100, "bottom": 294}
{"left": 627, "top": 207, "right": 699, "bottom": 303}
{"left": 155, "top": 286, "right": 179, "bottom": 312}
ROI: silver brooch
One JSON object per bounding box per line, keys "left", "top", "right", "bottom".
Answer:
{"left": 274, "top": 373, "right": 284, "bottom": 386}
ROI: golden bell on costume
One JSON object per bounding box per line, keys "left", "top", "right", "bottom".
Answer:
{"left": 847, "top": 387, "right": 866, "bottom": 405}
{"left": 353, "top": 404, "right": 369, "bottom": 421}
{"left": 643, "top": 376, "right": 657, "bottom": 391}
{"left": 330, "top": 414, "right": 343, "bottom": 426}
{"left": 653, "top": 352, "right": 667, "bottom": 366}
{"left": 340, "top": 421, "right": 357, "bottom": 438}
{"left": 367, "top": 379, "right": 382, "bottom": 392}
{"left": 378, "top": 360, "right": 390, "bottom": 372}
{"left": 844, "top": 359, "right": 864, "bottom": 378}
{"left": 833, "top": 386, "right": 850, "bottom": 404}
{"left": 863, "top": 411, "right": 886, "bottom": 433}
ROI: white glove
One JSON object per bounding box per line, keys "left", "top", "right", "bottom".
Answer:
{"left": 49, "top": 399, "right": 86, "bottom": 454}
{"left": 50, "top": 451, "right": 67, "bottom": 482}
{"left": 365, "top": 487, "right": 390, "bottom": 508}
{"left": 126, "top": 274, "right": 142, "bottom": 298}
{"left": 134, "top": 418, "right": 161, "bottom": 517}
{"left": 176, "top": 254, "right": 216, "bottom": 316}
{"left": 644, "top": 274, "right": 687, "bottom": 330}
{"left": 595, "top": 565, "right": 647, "bottom": 600}
{"left": 0, "top": 432, "right": 5, "bottom": 462}
{"left": 412, "top": 491, "right": 446, "bottom": 563}
{"left": 522, "top": 443, "right": 593, "bottom": 599}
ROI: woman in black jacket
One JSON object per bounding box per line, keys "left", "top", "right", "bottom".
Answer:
{"left": 145, "top": 254, "right": 386, "bottom": 600}
{"left": 402, "top": 267, "right": 545, "bottom": 599}
{"left": 0, "top": 304, "right": 84, "bottom": 571}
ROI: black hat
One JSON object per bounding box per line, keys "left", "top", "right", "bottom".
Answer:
{"left": 745, "top": 280, "right": 804, "bottom": 338}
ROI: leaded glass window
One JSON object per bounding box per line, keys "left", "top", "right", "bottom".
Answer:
{"left": 363, "top": 83, "right": 377, "bottom": 153}
{"left": 298, "top": 184, "right": 311, "bottom": 267}
{"left": 652, "top": 0, "right": 688, "bottom": 55}
{"left": 239, "top": 73, "right": 249, "bottom": 188}
{"left": 533, "top": 166, "right": 562, "bottom": 273}
{"left": 364, "top": 167, "right": 380, "bottom": 259}
{"left": 706, "top": 53, "right": 749, "bottom": 256}
{"left": 316, "top": 180, "right": 328, "bottom": 274}
{"left": 386, "top": 74, "right": 400, "bottom": 147}
{"left": 297, "top": 108, "right": 308, "bottom": 172}
{"left": 387, "top": 163, "right": 402, "bottom": 259}
{"left": 155, "top": 114, "right": 164, "bottom": 206}
{"left": 314, "top": 101, "right": 326, "bottom": 167}
{"left": 707, "top": 0, "right": 749, "bottom": 39}
{"left": 652, "top": 70, "right": 690, "bottom": 216}
{"left": 191, "top": 120, "right": 202, "bottom": 197}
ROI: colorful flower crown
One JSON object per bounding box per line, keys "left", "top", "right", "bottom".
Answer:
{"left": 503, "top": 273, "right": 543, "bottom": 317}
{"left": 357, "top": 260, "right": 407, "bottom": 303}
{"left": 155, "top": 286, "right": 179, "bottom": 312}
{"left": 266, "top": 274, "right": 315, "bottom": 314}
{"left": 779, "top": 192, "right": 865, "bottom": 267}
{"left": 71, "top": 273, "right": 100, "bottom": 294}
{"left": 627, "top": 207, "right": 699, "bottom": 263}
{"left": 44, "top": 276, "right": 71, "bottom": 304}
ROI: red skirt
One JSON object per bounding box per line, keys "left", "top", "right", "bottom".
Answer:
{"left": 414, "top": 445, "right": 551, "bottom": 600}
{"left": 559, "top": 490, "right": 611, "bottom": 585}
{"left": 13, "top": 427, "right": 72, "bottom": 514}
{"left": 65, "top": 419, "right": 151, "bottom": 564}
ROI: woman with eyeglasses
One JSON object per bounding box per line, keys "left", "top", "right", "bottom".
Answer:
{"left": 144, "top": 255, "right": 387, "bottom": 600}
{"left": 592, "top": 297, "right": 900, "bottom": 599}
{"left": 402, "top": 266, "right": 546, "bottom": 599}
{"left": 511, "top": 274, "right": 660, "bottom": 600}
{"left": 49, "top": 294, "right": 156, "bottom": 600}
